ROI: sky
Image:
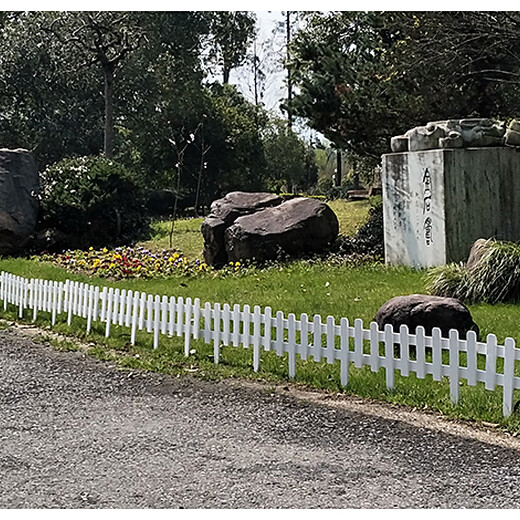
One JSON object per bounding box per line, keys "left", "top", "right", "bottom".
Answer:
{"left": 228, "top": 11, "right": 287, "bottom": 115}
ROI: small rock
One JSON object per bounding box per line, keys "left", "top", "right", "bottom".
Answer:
{"left": 375, "top": 294, "right": 479, "bottom": 338}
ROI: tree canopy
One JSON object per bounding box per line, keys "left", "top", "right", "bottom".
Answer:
{"left": 288, "top": 11, "right": 520, "bottom": 165}
{"left": 0, "top": 11, "right": 318, "bottom": 213}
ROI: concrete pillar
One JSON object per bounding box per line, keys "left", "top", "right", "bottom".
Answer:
{"left": 382, "top": 147, "right": 520, "bottom": 268}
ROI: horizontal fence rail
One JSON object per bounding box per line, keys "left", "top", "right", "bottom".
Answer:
{"left": 1, "top": 271, "right": 519, "bottom": 417}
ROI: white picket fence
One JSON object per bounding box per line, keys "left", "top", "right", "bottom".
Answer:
{"left": 1, "top": 271, "right": 520, "bottom": 417}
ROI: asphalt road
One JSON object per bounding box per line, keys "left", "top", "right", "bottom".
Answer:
{"left": 2, "top": 325, "right": 520, "bottom": 509}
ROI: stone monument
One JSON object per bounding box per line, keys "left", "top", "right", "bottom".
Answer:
{"left": 382, "top": 118, "right": 520, "bottom": 268}
{"left": 0, "top": 148, "right": 39, "bottom": 255}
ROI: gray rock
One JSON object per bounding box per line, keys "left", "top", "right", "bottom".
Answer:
{"left": 208, "top": 191, "right": 283, "bottom": 225}
{"left": 466, "top": 238, "right": 490, "bottom": 270}
{"left": 0, "top": 149, "right": 39, "bottom": 255}
{"left": 224, "top": 197, "right": 339, "bottom": 263}
{"left": 505, "top": 120, "right": 520, "bottom": 147}
{"left": 375, "top": 294, "right": 479, "bottom": 339}
{"left": 201, "top": 191, "right": 283, "bottom": 266}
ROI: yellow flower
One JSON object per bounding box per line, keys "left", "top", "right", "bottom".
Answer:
{"left": 109, "top": 262, "right": 116, "bottom": 269}
{"left": 235, "top": 261, "right": 241, "bottom": 267}
{"left": 89, "top": 246, "right": 94, "bottom": 251}
{"left": 102, "top": 247, "right": 108, "bottom": 254}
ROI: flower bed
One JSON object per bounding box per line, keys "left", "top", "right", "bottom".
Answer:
{"left": 36, "top": 246, "right": 213, "bottom": 279}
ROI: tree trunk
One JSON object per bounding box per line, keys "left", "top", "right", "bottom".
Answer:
{"left": 104, "top": 63, "right": 115, "bottom": 159}
{"left": 335, "top": 150, "right": 342, "bottom": 187}
{"left": 286, "top": 11, "right": 293, "bottom": 129}
{"left": 223, "top": 63, "right": 230, "bottom": 84}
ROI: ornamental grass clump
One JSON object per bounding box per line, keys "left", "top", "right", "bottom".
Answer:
{"left": 425, "top": 262, "right": 469, "bottom": 300}
{"left": 426, "top": 239, "right": 520, "bottom": 303}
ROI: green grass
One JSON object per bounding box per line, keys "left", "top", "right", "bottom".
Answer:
{"left": 139, "top": 218, "right": 204, "bottom": 260}
{"left": 328, "top": 199, "right": 372, "bottom": 236}
{"left": 3, "top": 198, "right": 520, "bottom": 432}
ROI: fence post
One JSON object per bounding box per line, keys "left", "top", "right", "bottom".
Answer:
{"left": 204, "top": 302, "right": 212, "bottom": 346}
{"left": 253, "top": 306, "right": 261, "bottom": 372}
{"left": 168, "top": 296, "right": 176, "bottom": 337}
{"left": 384, "top": 324, "right": 395, "bottom": 390}
{"left": 449, "top": 329, "right": 460, "bottom": 405}
{"left": 432, "top": 328, "right": 442, "bottom": 382}
{"left": 51, "top": 281, "right": 58, "bottom": 325}
{"left": 0, "top": 272, "right": 4, "bottom": 309}
{"left": 213, "top": 303, "right": 221, "bottom": 364}
{"left": 503, "top": 337, "right": 516, "bottom": 417}
{"left": 184, "top": 297, "right": 192, "bottom": 356}
{"left": 300, "top": 313, "right": 309, "bottom": 360}
{"left": 276, "top": 311, "right": 285, "bottom": 357}
{"left": 153, "top": 295, "right": 160, "bottom": 349}
{"left": 138, "top": 293, "right": 146, "bottom": 331}
{"left": 57, "top": 281, "right": 64, "bottom": 316}
{"left": 263, "top": 307, "right": 272, "bottom": 352}
{"left": 340, "top": 317, "right": 349, "bottom": 387}
{"left": 176, "top": 297, "right": 184, "bottom": 337}
{"left": 161, "top": 295, "right": 168, "bottom": 335}
{"left": 32, "top": 279, "right": 38, "bottom": 322}
{"left": 125, "top": 290, "right": 133, "bottom": 328}
{"left": 222, "top": 304, "right": 231, "bottom": 346}
{"left": 99, "top": 286, "right": 107, "bottom": 322}
{"left": 193, "top": 298, "right": 200, "bottom": 340}
{"left": 312, "top": 315, "right": 322, "bottom": 362}
{"left": 130, "top": 291, "right": 139, "bottom": 346}
{"left": 86, "top": 285, "right": 94, "bottom": 334}
{"left": 242, "top": 304, "right": 251, "bottom": 348}
{"left": 415, "top": 326, "right": 426, "bottom": 379}
{"left": 105, "top": 288, "right": 114, "bottom": 338}
{"left": 399, "top": 324, "right": 410, "bottom": 377}
{"left": 485, "top": 334, "right": 498, "bottom": 391}
{"left": 466, "top": 330, "right": 478, "bottom": 387}
{"left": 326, "top": 316, "right": 336, "bottom": 365}
{"left": 232, "top": 304, "right": 240, "bottom": 346}
{"left": 18, "top": 277, "right": 24, "bottom": 319}
{"left": 369, "top": 321, "right": 379, "bottom": 373}
{"left": 287, "top": 313, "right": 296, "bottom": 378}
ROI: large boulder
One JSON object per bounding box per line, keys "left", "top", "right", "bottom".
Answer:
{"left": 225, "top": 197, "right": 339, "bottom": 263}
{"left": 201, "top": 191, "right": 283, "bottom": 266}
{"left": 375, "top": 294, "right": 479, "bottom": 338}
{"left": 0, "top": 149, "right": 39, "bottom": 255}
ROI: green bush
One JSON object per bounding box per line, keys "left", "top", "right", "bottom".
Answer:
{"left": 426, "top": 239, "right": 520, "bottom": 303}
{"left": 39, "top": 155, "right": 147, "bottom": 250}
{"left": 332, "top": 198, "right": 384, "bottom": 258}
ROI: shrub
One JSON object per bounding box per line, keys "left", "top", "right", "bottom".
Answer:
{"left": 426, "top": 239, "right": 520, "bottom": 303}
{"left": 39, "top": 155, "right": 147, "bottom": 250}
{"left": 332, "top": 198, "right": 384, "bottom": 258}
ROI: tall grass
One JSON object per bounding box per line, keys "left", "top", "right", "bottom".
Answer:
{"left": 427, "top": 239, "right": 520, "bottom": 304}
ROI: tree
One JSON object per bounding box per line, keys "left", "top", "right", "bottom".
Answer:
{"left": 288, "top": 12, "right": 520, "bottom": 166}
{"left": 205, "top": 11, "right": 257, "bottom": 84}
{"left": 263, "top": 119, "right": 318, "bottom": 193}
{"left": 46, "top": 12, "right": 143, "bottom": 158}
{"left": 0, "top": 12, "right": 105, "bottom": 166}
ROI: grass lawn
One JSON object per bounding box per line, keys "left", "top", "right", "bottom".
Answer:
{"left": 2, "top": 197, "right": 520, "bottom": 431}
